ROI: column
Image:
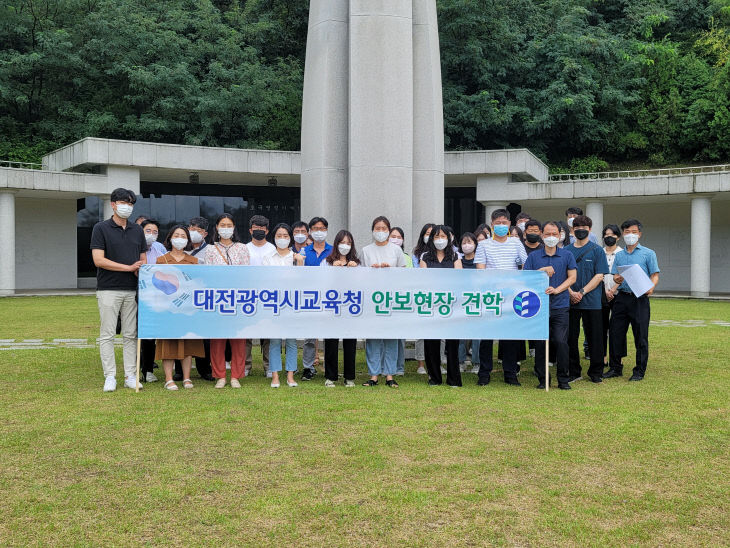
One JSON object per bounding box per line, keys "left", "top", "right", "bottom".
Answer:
{"left": 411, "top": 0, "right": 445, "bottom": 251}
{"left": 300, "top": 0, "right": 349, "bottom": 232}
{"left": 585, "top": 200, "right": 604, "bottom": 239}
{"left": 98, "top": 195, "right": 114, "bottom": 220}
{"left": 0, "top": 190, "right": 16, "bottom": 295}
{"left": 481, "top": 202, "right": 507, "bottom": 225}
{"left": 691, "top": 196, "right": 712, "bottom": 297}
{"left": 349, "top": 0, "right": 413, "bottom": 248}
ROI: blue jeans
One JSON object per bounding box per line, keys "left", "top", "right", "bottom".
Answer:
{"left": 458, "top": 339, "right": 480, "bottom": 365}
{"left": 366, "top": 339, "right": 398, "bottom": 376}
{"left": 396, "top": 339, "right": 405, "bottom": 374}
{"left": 269, "top": 338, "right": 298, "bottom": 372}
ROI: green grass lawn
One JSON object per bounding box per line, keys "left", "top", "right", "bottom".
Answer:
{"left": 0, "top": 297, "right": 728, "bottom": 546}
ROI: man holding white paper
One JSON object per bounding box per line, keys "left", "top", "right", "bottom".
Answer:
{"left": 604, "top": 219, "right": 660, "bottom": 381}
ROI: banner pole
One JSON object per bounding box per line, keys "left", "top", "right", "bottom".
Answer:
{"left": 135, "top": 338, "right": 141, "bottom": 394}
{"left": 545, "top": 339, "right": 549, "bottom": 393}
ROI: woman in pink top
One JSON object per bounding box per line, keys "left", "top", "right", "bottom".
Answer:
{"left": 203, "top": 214, "right": 250, "bottom": 389}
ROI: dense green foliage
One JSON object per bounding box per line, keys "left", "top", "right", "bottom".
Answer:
{"left": 1, "top": 0, "right": 729, "bottom": 168}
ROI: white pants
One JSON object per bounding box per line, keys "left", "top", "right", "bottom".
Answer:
{"left": 96, "top": 290, "right": 138, "bottom": 378}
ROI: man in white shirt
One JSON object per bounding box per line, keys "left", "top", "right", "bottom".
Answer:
{"left": 244, "top": 214, "right": 275, "bottom": 377}
{"left": 475, "top": 209, "right": 528, "bottom": 386}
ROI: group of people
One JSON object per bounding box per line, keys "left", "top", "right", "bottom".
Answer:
{"left": 90, "top": 187, "right": 660, "bottom": 393}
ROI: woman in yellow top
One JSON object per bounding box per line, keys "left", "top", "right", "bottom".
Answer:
{"left": 155, "top": 225, "right": 205, "bottom": 391}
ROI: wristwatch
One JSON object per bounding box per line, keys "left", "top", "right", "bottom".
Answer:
{"left": 579, "top": 288, "right": 585, "bottom": 295}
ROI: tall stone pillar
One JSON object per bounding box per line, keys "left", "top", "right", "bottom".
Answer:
{"left": 98, "top": 195, "right": 114, "bottom": 220}
{"left": 481, "top": 201, "right": 507, "bottom": 225}
{"left": 301, "top": 1, "right": 350, "bottom": 232}
{"left": 690, "top": 195, "right": 712, "bottom": 297}
{"left": 0, "top": 190, "right": 17, "bottom": 295}
{"left": 585, "top": 201, "right": 604, "bottom": 239}
{"left": 348, "top": 0, "right": 414, "bottom": 248}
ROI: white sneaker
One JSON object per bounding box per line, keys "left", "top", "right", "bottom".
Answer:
{"left": 345, "top": 380, "right": 355, "bottom": 387}
{"left": 225, "top": 361, "right": 231, "bottom": 370}
{"left": 215, "top": 378, "right": 226, "bottom": 389}
{"left": 470, "top": 365, "right": 480, "bottom": 374}
{"left": 324, "top": 379, "right": 336, "bottom": 388}
{"left": 103, "top": 376, "right": 116, "bottom": 392}
{"left": 416, "top": 366, "right": 427, "bottom": 375}
{"left": 124, "top": 376, "right": 143, "bottom": 390}
{"left": 463, "top": 359, "right": 472, "bottom": 367}
{"left": 266, "top": 371, "right": 273, "bottom": 378}
{"left": 287, "top": 381, "right": 298, "bottom": 387}
{"left": 440, "top": 367, "right": 447, "bottom": 375}
{"left": 529, "top": 348, "right": 536, "bottom": 358}
{"left": 145, "top": 372, "right": 158, "bottom": 383}
{"left": 459, "top": 363, "right": 467, "bottom": 372}
{"left": 230, "top": 378, "right": 241, "bottom": 389}
{"left": 271, "top": 382, "right": 280, "bottom": 388}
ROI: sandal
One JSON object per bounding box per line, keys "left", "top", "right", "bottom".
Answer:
{"left": 362, "top": 379, "right": 378, "bottom": 387}
{"left": 183, "top": 379, "right": 194, "bottom": 389}
{"left": 164, "top": 380, "right": 178, "bottom": 391}
{"left": 386, "top": 379, "right": 399, "bottom": 388}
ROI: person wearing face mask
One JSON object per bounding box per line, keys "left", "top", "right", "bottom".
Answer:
{"left": 299, "top": 217, "right": 333, "bottom": 381}
{"left": 359, "top": 216, "right": 407, "bottom": 388}
{"left": 244, "top": 215, "right": 275, "bottom": 378}
{"left": 321, "top": 230, "right": 361, "bottom": 387}
{"left": 515, "top": 213, "right": 531, "bottom": 241}
{"left": 411, "top": 223, "right": 434, "bottom": 374}
{"left": 474, "top": 209, "right": 528, "bottom": 387}
{"left": 523, "top": 219, "right": 543, "bottom": 256}
{"left": 556, "top": 221, "right": 570, "bottom": 248}
{"left": 154, "top": 225, "right": 205, "bottom": 390}
{"left": 90, "top": 188, "right": 147, "bottom": 392}
{"left": 389, "top": 227, "right": 412, "bottom": 376}
{"left": 419, "top": 226, "right": 463, "bottom": 387}
{"left": 523, "top": 221, "right": 577, "bottom": 389}
{"left": 187, "top": 216, "right": 210, "bottom": 264}
{"left": 565, "top": 215, "right": 610, "bottom": 384}
{"left": 600, "top": 224, "right": 623, "bottom": 368}
{"left": 566, "top": 207, "right": 599, "bottom": 244}
{"left": 203, "top": 214, "right": 250, "bottom": 388}
{"left": 291, "top": 221, "right": 310, "bottom": 253}
{"left": 457, "top": 233, "right": 482, "bottom": 374}
{"left": 605, "top": 219, "right": 660, "bottom": 381}
{"left": 263, "top": 223, "right": 304, "bottom": 388}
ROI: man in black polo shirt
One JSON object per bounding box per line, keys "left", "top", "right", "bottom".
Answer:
{"left": 90, "top": 188, "right": 146, "bottom": 392}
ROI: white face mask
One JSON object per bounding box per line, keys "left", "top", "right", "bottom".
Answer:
{"left": 275, "top": 238, "right": 291, "bottom": 249}
{"left": 559, "top": 232, "right": 566, "bottom": 243}
{"left": 543, "top": 236, "right": 560, "bottom": 248}
{"left": 389, "top": 237, "right": 403, "bottom": 247}
{"left": 293, "top": 233, "right": 307, "bottom": 244}
{"left": 144, "top": 233, "right": 157, "bottom": 246}
{"left": 567, "top": 217, "right": 575, "bottom": 227}
{"left": 423, "top": 235, "right": 430, "bottom": 244}
{"left": 189, "top": 231, "right": 204, "bottom": 244}
{"left": 115, "top": 203, "right": 133, "bottom": 219}
{"left": 623, "top": 233, "right": 639, "bottom": 246}
{"left": 373, "top": 231, "right": 389, "bottom": 243}
{"left": 433, "top": 238, "right": 448, "bottom": 250}
{"left": 311, "top": 230, "right": 327, "bottom": 243}
{"left": 517, "top": 223, "right": 526, "bottom": 232}
{"left": 218, "top": 227, "right": 234, "bottom": 240}
{"left": 338, "top": 244, "right": 351, "bottom": 256}
{"left": 462, "top": 243, "right": 475, "bottom": 254}
{"left": 171, "top": 237, "right": 188, "bottom": 250}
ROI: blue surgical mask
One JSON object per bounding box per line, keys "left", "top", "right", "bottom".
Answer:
{"left": 493, "top": 225, "right": 509, "bottom": 237}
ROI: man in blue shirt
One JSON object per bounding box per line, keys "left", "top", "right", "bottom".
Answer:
{"left": 604, "top": 219, "right": 660, "bottom": 381}
{"left": 299, "top": 217, "right": 332, "bottom": 380}
{"left": 565, "top": 215, "right": 610, "bottom": 383}
{"left": 524, "top": 221, "right": 577, "bottom": 389}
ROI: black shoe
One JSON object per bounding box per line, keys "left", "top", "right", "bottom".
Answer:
{"left": 629, "top": 375, "right": 644, "bottom": 381}
{"left": 301, "top": 369, "right": 315, "bottom": 381}
{"left": 428, "top": 379, "right": 441, "bottom": 386}
{"left": 172, "top": 373, "right": 183, "bottom": 381}
{"left": 536, "top": 382, "right": 546, "bottom": 390}
{"left": 505, "top": 378, "right": 521, "bottom": 386}
{"left": 602, "top": 369, "right": 622, "bottom": 379}
{"left": 199, "top": 373, "right": 214, "bottom": 381}
{"left": 477, "top": 374, "right": 491, "bottom": 386}
{"left": 362, "top": 379, "right": 378, "bottom": 387}
{"left": 385, "top": 379, "right": 399, "bottom": 388}
{"left": 590, "top": 376, "right": 603, "bottom": 383}
{"left": 567, "top": 375, "right": 582, "bottom": 383}
{"left": 558, "top": 383, "right": 571, "bottom": 390}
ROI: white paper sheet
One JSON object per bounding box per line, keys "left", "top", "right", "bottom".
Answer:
{"left": 617, "top": 264, "right": 654, "bottom": 297}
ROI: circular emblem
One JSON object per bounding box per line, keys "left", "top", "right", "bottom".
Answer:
{"left": 513, "top": 290, "right": 541, "bottom": 318}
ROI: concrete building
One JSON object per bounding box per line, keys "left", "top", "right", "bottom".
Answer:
{"left": 1, "top": 1, "right": 728, "bottom": 297}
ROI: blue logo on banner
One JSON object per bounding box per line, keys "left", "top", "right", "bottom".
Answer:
{"left": 513, "top": 291, "right": 540, "bottom": 318}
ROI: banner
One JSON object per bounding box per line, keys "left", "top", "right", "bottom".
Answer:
{"left": 138, "top": 265, "right": 549, "bottom": 340}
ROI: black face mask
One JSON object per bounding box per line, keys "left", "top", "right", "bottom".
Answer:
{"left": 574, "top": 229, "right": 590, "bottom": 241}
{"left": 603, "top": 236, "right": 617, "bottom": 246}
{"left": 525, "top": 233, "right": 541, "bottom": 244}
{"left": 252, "top": 229, "right": 266, "bottom": 241}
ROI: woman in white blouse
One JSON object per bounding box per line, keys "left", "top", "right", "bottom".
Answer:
{"left": 263, "top": 223, "right": 304, "bottom": 388}
{"left": 203, "top": 214, "right": 250, "bottom": 389}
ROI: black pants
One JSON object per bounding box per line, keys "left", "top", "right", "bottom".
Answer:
{"left": 324, "top": 339, "right": 356, "bottom": 381}
{"left": 479, "top": 339, "right": 518, "bottom": 382}
{"left": 609, "top": 292, "right": 651, "bottom": 377}
{"left": 569, "top": 308, "right": 604, "bottom": 380}
{"left": 534, "top": 307, "right": 570, "bottom": 385}
{"left": 175, "top": 339, "right": 212, "bottom": 378}
{"left": 425, "top": 339, "right": 461, "bottom": 386}
{"left": 140, "top": 339, "right": 156, "bottom": 377}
